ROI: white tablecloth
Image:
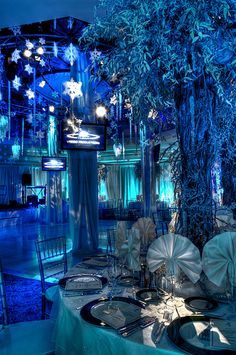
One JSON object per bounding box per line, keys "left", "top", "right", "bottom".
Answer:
{"left": 53, "top": 265, "right": 233, "bottom": 355}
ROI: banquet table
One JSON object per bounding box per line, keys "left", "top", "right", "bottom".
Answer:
{"left": 53, "top": 261, "right": 236, "bottom": 355}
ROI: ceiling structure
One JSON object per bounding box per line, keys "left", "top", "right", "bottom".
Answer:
{"left": 0, "top": 3, "right": 177, "bottom": 165}
{"left": 0, "top": 0, "right": 100, "bottom": 29}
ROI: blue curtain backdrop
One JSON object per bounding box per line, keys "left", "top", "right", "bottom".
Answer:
{"left": 68, "top": 52, "right": 99, "bottom": 252}
{"left": 102, "top": 165, "right": 141, "bottom": 207}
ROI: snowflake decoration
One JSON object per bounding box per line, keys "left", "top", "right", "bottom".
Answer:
{"left": 25, "top": 64, "right": 33, "bottom": 75}
{"left": 39, "top": 59, "right": 46, "bottom": 67}
{"left": 64, "top": 43, "right": 78, "bottom": 66}
{"left": 39, "top": 80, "right": 46, "bottom": 88}
{"left": 90, "top": 49, "right": 102, "bottom": 62}
{"left": 36, "top": 130, "right": 45, "bottom": 140}
{"left": 53, "top": 42, "right": 58, "bottom": 57}
{"left": 110, "top": 95, "right": 118, "bottom": 105}
{"left": 63, "top": 78, "right": 83, "bottom": 102}
{"left": 9, "top": 25, "right": 21, "bottom": 35}
{"left": 39, "top": 38, "right": 45, "bottom": 45}
{"left": 52, "top": 91, "right": 59, "bottom": 99}
{"left": 25, "top": 88, "right": 35, "bottom": 100}
{"left": 11, "top": 49, "right": 21, "bottom": 63}
{"left": 26, "top": 39, "right": 34, "bottom": 50}
{"left": 12, "top": 75, "right": 21, "bottom": 91}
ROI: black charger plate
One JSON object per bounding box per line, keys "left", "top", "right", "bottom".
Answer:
{"left": 167, "top": 316, "right": 236, "bottom": 355}
{"left": 184, "top": 297, "right": 218, "bottom": 312}
{"left": 80, "top": 296, "right": 143, "bottom": 327}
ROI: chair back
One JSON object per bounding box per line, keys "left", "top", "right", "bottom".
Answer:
{"left": 0, "top": 260, "right": 9, "bottom": 327}
{"left": 35, "top": 237, "right": 67, "bottom": 294}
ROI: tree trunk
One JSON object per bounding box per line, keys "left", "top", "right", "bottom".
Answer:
{"left": 174, "top": 80, "right": 215, "bottom": 250}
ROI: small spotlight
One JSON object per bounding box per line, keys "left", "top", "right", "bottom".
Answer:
{"left": 23, "top": 49, "right": 32, "bottom": 58}
{"left": 95, "top": 105, "right": 107, "bottom": 118}
{"left": 34, "top": 55, "right": 41, "bottom": 61}
{"left": 36, "top": 47, "right": 44, "bottom": 55}
{"left": 49, "top": 105, "right": 55, "bottom": 113}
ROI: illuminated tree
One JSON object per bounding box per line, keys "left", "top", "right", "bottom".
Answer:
{"left": 82, "top": 0, "right": 236, "bottom": 248}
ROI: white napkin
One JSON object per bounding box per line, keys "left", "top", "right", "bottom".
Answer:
{"left": 146, "top": 233, "right": 202, "bottom": 284}
{"left": 132, "top": 217, "right": 156, "bottom": 246}
{"left": 202, "top": 232, "right": 236, "bottom": 287}
{"left": 127, "top": 228, "right": 141, "bottom": 271}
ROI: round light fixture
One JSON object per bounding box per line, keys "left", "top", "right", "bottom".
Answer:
{"left": 36, "top": 46, "right": 44, "bottom": 55}
{"left": 49, "top": 105, "right": 55, "bottom": 113}
{"left": 95, "top": 105, "right": 107, "bottom": 118}
{"left": 23, "top": 49, "right": 32, "bottom": 58}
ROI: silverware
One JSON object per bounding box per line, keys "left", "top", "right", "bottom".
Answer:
{"left": 154, "top": 311, "right": 172, "bottom": 344}
{"left": 118, "top": 316, "right": 156, "bottom": 336}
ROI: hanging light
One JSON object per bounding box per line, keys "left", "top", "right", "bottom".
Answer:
{"left": 36, "top": 46, "right": 44, "bottom": 55}
{"left": 49, "top": 105, "right": 55, "bottom": 113}
{"left": 23, "top": 49, "right": 32, "bottom": 58}
{"left": 95, "top": 105, "right": 107, "bottom": 118}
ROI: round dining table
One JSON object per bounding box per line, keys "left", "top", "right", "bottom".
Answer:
{"left": 53, "top": 261, "right": 236, "bottom": 355}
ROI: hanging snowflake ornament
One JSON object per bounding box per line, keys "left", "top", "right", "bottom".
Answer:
{"left": 11, "top": 49, "right": 21, "bottom": 63}
{"left": 9, "top": 25, "right": 21, "bottom": 36}
{"left": 90, "top": 49, "right": 102, "bottom": 62}
{"left": 39, "top": 58, "right": 46, "bottom": 67}
{"left": 39, "top": 38, "right": 46, "bottom": 45}
{"left": 25, "top": 64, "right": 33, "bottom": 75}
{"left": 110, "top": 95, "right": 118, "bottom": 105}
{"left": 25, "top": 39, "right": 34, "bottom": 50}
{"left": 12, "top": 75, "right": 21, "bottom": 91}
{"left": 53, "top": 42, "right": 58, "bottom": 57}
{"left": 63, "top": 78, "right": 83, "bottom": 102}
{"left": 64, "top": 43, "right": 78, "bottom": 66}
{"left": 52, "top": 91, "right": 59, "bottom": 99}
{"left": 25, "top": 88, "right": 35, "bottom": 100}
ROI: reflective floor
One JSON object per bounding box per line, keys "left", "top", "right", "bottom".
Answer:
{"left": 0, "top": 219, "right": 117, "bottom": 279}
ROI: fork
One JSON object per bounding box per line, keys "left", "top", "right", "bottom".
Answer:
{"left": 154, "top": 310, "right": 173, "bottom": 344}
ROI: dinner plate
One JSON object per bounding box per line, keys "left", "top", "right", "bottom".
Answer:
{"left": 184, "top": 297, "right": 218, "bottom": 312}
{"left": 58, "top": 274, "right": 107, "bottom": 292}
{"left": 116, "top": 275, "right": 139, "bottom": 287}
{"left": 80, "top": 296, "right": 143, "bottom": 328}
{"left": 167, "top": 316, "right": 236, "bottom": 354}
{"left": 136, "top": 288, "right": 162, "bottom": 303}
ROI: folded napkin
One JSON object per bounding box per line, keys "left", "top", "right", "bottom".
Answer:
{"left": 65, "top": 276, "right": 102, "bottom": 291}
{"left": 202, "top": 232, "right": 236, "bottom": 287}
{"left": 146, "top": 233, "right": 202, "bottom": 284}
{"left": 127, "top": 228, "right": 141, "bottom": 271}
{"left": 133, "top": 217, "right": 156, "bottom": 246}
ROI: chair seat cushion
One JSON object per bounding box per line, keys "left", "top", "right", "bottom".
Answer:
{"left": 0, "top": 319, "right": 54, "bottom": 355}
